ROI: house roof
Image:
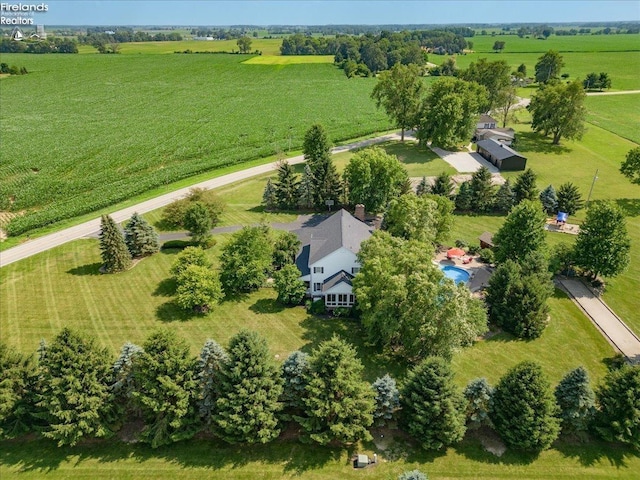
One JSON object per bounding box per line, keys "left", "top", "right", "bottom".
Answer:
{"left": 478, "top": 231, "right": 494, "bottom": 247}
{"left": 296, "top": 209, "right": 373, "bottom": 266}
{"left": 477, "top": 138, "right": 526, "bottom": 161}
{"left": 322, "top": 270, "right": 355, "bottom": 292}
{"left": 477, "top": 128, "right": 515, "bottom": 139}
{"left": 478, "top": 113, "right": 497, "bottom": 125}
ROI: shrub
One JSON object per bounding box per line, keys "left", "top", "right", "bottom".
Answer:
{"left": 479, "top": 248, "right": 494, "bottom": 264}
{"left": 307, "top": 298, "right": 325, "bottom": 315}
{"left": 161, "top": 239, "right": 200, "bottom": 250}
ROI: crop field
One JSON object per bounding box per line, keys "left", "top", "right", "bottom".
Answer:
{"left": 585, "top": 93, "right": 640, "bottom": 144}
{"left": 0, "top": 53, "right": 389, "bottom": 235}
{"left": 243, "top": 55, "right": 335, "bottom": 65}
{"left": 78, "top": 38, "right": 284, "bottom": 55}
{"left": 470, "top": 32, "right": 640, "bottom": 53}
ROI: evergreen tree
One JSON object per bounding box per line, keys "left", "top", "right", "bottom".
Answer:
{"left": 372, "top": 374, "right": 400, "bottom": 426}
{"left": 274, "top": 160, "right": 300, "bottom": 210}
{"left": 303, "top": 124, "right": 332, "bottom": 168}
{"left": 213, "top": 330, "right": 283, "bottom": 444}
{"left": 37, "top": 328, "right": 114, "bottom": 446}
{"left": 298, "top": 164, "right": 315, "bottom": 209}
{"left": 556, "top": 182, "right": 584, "bottom": 215}
{"left": 513, "top": 168, "right": 539, "bottom": 204}
{"left": 555, "top": 366, "right": 595, "bottom": 435}
{"left": 197, "top": 339, "right": 228, "bottom": 428}
{"left": 470, "top": 166, "right": 495, "bottom": 213}
{"left": 123, "top": 212, "right": 159, "bottom": 258}
{"left": 262, "top": 178, "right": 277, "bottom": 210}
{"left": 594, "top": 364, "right": 640, "bottom": 449}
{"left": 494, "top": 179, "right": 516, "bottom": 213}
{"left": 131, "top": 330, "right": 199, "bottom": 448}
{"left": 303, "top": 124, "right": 341, "bottom": 208}
{"left": 463, "top": 378, "right": 494, "bottom": 429}
{"left": 297, "top": 336, "right": 375, "bottom": 445}
{"left": 175, "top": 264, "right": 223, "bottom": 313}
{"left": 416, "top": 176, "right": 429, "bottom": 196}
{"left": 111, "top": 342, "right": 143, "bottom": 415}
{"left": 489, "top": 361, "right": 560, "bottom": 451}
{"left": 170, "top": 246, "right": 212, "bottom": 279}
{"left": 539, "top": 185, "right": 558, "bottom": 214}
{"left": 0, "top": 342, "right": 38, "bottom": 439}
{"left": 493, "top": 200, "right": 547, "bottom": 265}
{"left": 574, "top": 201, "right": 631, "bottom": 279}
{"left": 430, "top": 172, "right": 454, "bottom": 198}
{"left": 455, "top": 181, "right": 473, "bottom": 211}
{"left": 99, "top": 214, "right": 131, "bottom": 273}
{"left": 400, "top": 357, "right": 466, "bottom": 450}
{"left": 280, "top": 350, "right": 310, "bottom": 420}
{"left": 273, "top": 264, "right": 307, "bottom": 305}
{"left": 183, "top": 201, "right": 213, "bottom": 245}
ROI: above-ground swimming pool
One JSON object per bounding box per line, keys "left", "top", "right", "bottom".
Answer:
{"left": 440, "top": 265, "right": 471, "bottom": 285}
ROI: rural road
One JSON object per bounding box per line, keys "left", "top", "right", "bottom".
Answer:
{"left": 559, "top": 278, "right": 640, "bottom": 365}
{"left": 0, "top": 132, "right": 403, "bottom": 268}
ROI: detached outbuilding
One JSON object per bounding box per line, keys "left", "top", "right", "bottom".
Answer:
{"left": 476, "top": 138, "right": 527, "bottom": 171}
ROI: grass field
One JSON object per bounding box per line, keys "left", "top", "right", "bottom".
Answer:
{"left": 585, "top": 93, "right": 640, "bottom": 144}
{"left": 470, "top": 33, "right": 640, "bottom": 54}
{"left": 243, "top": 55, "right": 334, "bottom": 65}
{"left": 0, "top": 53, "right": 389, "bottom": 235}
{"left": 78, "top": 38, "right": 284, "bottom": 55}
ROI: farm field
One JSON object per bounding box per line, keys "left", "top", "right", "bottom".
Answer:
{"left": 78, "top": 38, "right": 284, "bottom": 55}
{"left": 243, "top": 55, "right": 334, "bottom": 64}
{"left": 470, "top": 32, "right": 640, "bottom": 53}
{"left": 585, "top": 93, "right": 640, "bottom": 144}
{"left": 0, "top": 53, "right": 390, "bottom": 236}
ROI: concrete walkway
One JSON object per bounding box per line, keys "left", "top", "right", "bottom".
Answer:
{"left": 0, "top": 133, "right": 403, "bottom": 268}
{"left": 559, "top": 277, "right": 640, "bottom": 365}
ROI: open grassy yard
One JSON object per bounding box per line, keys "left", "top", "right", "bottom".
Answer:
{"left": 585, "top": 93, "right": 640, "bottom": 144}
{"left": 0, "top": 53, "right": 390, "bottom": 235}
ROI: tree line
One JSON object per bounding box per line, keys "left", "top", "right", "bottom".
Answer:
{"left": 0, "top": 37, "right": 78, "bottom": 54}
{"left": 1, "top": 329, "right": 637, "bottom": 453}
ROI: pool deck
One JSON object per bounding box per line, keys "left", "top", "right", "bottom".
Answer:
{"left": 434, "top": 251, "right": 493, "bottom": 293}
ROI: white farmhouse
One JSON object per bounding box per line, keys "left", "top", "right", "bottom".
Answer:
{"left": 294, "top": 209, "right": 372, "bottom": 309}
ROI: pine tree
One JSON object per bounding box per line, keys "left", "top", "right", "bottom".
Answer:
{"left": 555, "top": 366, "right": 595, "bottom": 435}
{"left": 303, "top": 124, "right": 332, "bottom": 168}
{"left": 298, "top": 164, "right": 315, "bottom": 209}
{"left": 262, "top": 178, "right": 277, "bottom": 210}
{"left": 539, "top": 185, "right": 558, "bottom": 215}
{"left": 131, "top": 330, "right": 199, "bottom": 448}
{"left": 455, "top": 181, "right": 473, "bottom": 211}
{"left": 372, "top": 374, "right": 400, "bottom": 426}
{"left": 280, "top": 350, "right": 310, "bottom": 420}
{"left": 111, "top": 342, "right": 143, "bottom": 399}
{"left": 556, "top": 182, "right": 584, "bottom": 215}
{"left": 494, "top": 179, "right": 515, "bottom": 213}
{"left": 124, "top": 212, "right": 159, "bottom": 258}
{"left": 513, "top": 168, "right": 539, "bottom": 204}
{"left": 197, "top": 339, "right": 228, "bottom": 427}
{"left": 401, "top": 357, "right": 466, "bottom": 450}
{"left": 37, "top": 328, "right": 114, "bottom": 446}
{"left": 463, "top": 378, "right": 494, "bottom": 429}
{"left": 99, "top": 214, "right": 131, "bottom": 273}
{"left": 416, "top": 176, "right": 429, "bottom": 196}
{"left": 594, "top": 364, "right": 640, "bottom": 449}
{"left": 274, "top": 160, "right": 300, "bottom": 210}
{"left": 303, "top": 124, "right": 341, "bottom": 208}
{"left": 430, "top": 172, "right": 454, "bottom": 198}
{"left": 490, "top": 361, "right": 560, "bottom": 451}
{"left": 213, "top": 330, "right": 283, "bottom": 444}
{"left": 297, "top": 336, "right": 375, "bottom": 445}
{"left": 470, "top": 166, "right": 495, "bottom": 213}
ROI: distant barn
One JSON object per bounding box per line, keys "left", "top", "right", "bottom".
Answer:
{"left": 476, "top": 138, "right": 527, "bottom": 171}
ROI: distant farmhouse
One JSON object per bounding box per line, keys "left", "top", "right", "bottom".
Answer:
{"left": 295, "top": 209, "right": 372, "bottom": 309}
{"left": 474, "top": 114, "right": 516, "bottom": 146}
{"left": 477, "top": 138, "right": 527, "bottom": 171}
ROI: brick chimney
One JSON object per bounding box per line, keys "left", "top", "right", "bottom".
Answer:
{"left": 354, "top": 204, "right": 366, "bottom": 222}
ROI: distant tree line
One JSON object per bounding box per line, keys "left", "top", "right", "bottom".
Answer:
{"left": 0, "top": 37, "right": 78, "bottom": 53}
{"left": 78, "top": 29, "right": 183, "bottom": 44}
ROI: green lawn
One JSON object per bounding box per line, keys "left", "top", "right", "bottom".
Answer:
{"left": 585, "top": 93, "right": 640, "bottom": 144}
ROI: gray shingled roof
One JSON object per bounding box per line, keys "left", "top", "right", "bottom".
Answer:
{"left": 322, "top": 270, "right": 354, "bottom": 292}
{"left": 478, "top": 113, "right": 498, "bottom": 125}
{"left": 477, "top": 138, "right": 525, "bottom": 161}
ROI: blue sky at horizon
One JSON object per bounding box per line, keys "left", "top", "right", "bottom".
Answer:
{"left": 8, "top": 1, "right": 640, "bottom": 26}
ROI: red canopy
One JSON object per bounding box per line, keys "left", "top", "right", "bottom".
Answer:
{"left": 447, "top": 247, "right": 465, "bottom": 259}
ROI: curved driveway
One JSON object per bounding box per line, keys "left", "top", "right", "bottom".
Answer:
{"left": 0, "top": 132, "right": 402, "bottom": 268}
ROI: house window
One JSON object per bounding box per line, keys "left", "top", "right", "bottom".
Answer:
{"left": 313, "top": 282, "right": 322, "bottom": 292}
{"left": 325, "top": 293, "right": 354, "bottom": 307}
{"left": 351, "top": 267, "right": 361, "bottom": 274}
{"left": 484, "top": 123, "right": 490, "bottom": 128}
{"left": 313, "top": 267, "right": 324, "bottom": 274}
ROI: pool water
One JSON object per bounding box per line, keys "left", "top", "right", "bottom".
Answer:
{"left": 440, "top": 265, "right": 471, "bottom": 284}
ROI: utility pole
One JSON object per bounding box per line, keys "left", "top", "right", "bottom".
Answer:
{"left": 586, "top": 169, "right": 598, "bottom": 209}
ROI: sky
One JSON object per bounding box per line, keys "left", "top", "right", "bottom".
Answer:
{"left": 5, "top": 0, "right": 640, "bottom": 26}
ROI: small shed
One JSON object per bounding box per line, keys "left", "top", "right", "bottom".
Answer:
{"left": 354, "top": 454, "right": 370, "bottom": 468}
{"left": 476, "top": 138, "right": 527, "bottom": 171}
{"left": 479, "top": 232, "right": 494, "bottom": 249}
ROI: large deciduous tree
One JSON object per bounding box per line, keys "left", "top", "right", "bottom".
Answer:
{"left": 353, "top": 232, "right": 487, "bottom": 361}
{"left": 573, "top": 201, "right": 631, "bottom": 279}
{"left": 220, "top": 225, "right": 274, "bottom": 294}
{"left": 131, "top": 330, "right": 199, "bottom": 448}
{"left": 213, "top": 330, "right": 283, "bottom": 444}
{"left": 37, "top": 328, "right": 114, "bottom": 446}
{"left": 401, "top": 357, "right": 466, "bottom": 450}
{"left": 99, "top": 214, "right": 131, "bottom": 273}
{"left": 170, "top": 246, "right": 212, "bottom": 279}
{"left": 461, "top": 58, "right": 511, "bottom": 112}
{"left": 343, "top": 147, "right": 409, "bottom": 213}
{"left": 383, "top": 193, "right": 454, "bottom": 245}
{"left": 124, "top": 212, "right": 160, "bottom": 258}
{"left": 175, "top": 264, "right": 222, "bottom": 313}
{"left": 273, "top": 264, "right": 307, "bottom": 305}
{"left": 493, "top": 200, "right": 547, "bottom": 265}
{"left": 529, "top": 80, "right": 586, "bottom": 145}
{"left": 620, "top": 146, "right": 640, "bottom": 185}
{"left": 534, "top": 50, "right": 565, "bottom": 84}
{"left": 370, "top": 63, "right": 425, "bottom": 141}
{"left": 416, "top": 77, "right": 488, "bottom": 148}
{"left": 489, "top": 361, "right": 560, "bottom": 451}
{"left": 183, "top": 201, "right": 213, "bottom": 246}
{"left": 296, "top": 336, "right": 374, "bottom": 445}
{"left": 236, "top": 36, "right": 252, "bottom": 53}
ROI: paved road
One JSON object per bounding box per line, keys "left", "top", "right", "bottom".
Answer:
{"left": 559, "top": 277, "right": 640, "bottom": 365}
{"left": 0, "top": 133, "right": 402, "bottom": 268}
